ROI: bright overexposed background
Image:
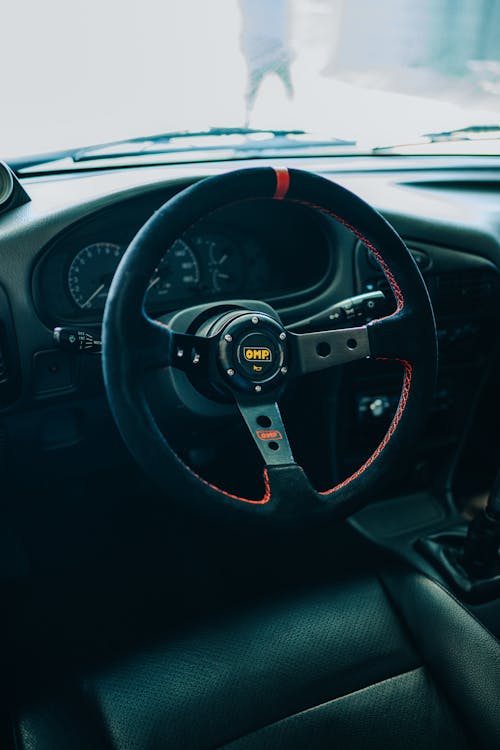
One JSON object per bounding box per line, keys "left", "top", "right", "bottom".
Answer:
{"left": 3, "top": 0, "right": 500, "bottom": 158}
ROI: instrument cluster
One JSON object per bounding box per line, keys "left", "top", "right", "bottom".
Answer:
{"left": 32, "top": 192, "right": 332, "bottom": 325}
{"left": 65, "top": 231, "right": 268, "bottom": 315}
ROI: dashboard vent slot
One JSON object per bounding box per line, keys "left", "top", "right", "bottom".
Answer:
{"left": 0, "top": 290, "right": 20, "bottom": 408}
{"left": 435, "top": 271, "right": 496, "bottom": 314}
{"left": 0, "top": 330, "right": 8, "bottom": 383}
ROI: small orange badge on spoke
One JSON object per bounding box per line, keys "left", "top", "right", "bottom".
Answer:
{"left": 256, "top": 429, "right": 283, "bottom": 441}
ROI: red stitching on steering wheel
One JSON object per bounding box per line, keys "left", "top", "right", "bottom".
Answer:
{"left": 320, "top": 359, "right": 413, "bottom": 494}
{"left": 196, "top": 466, "right": 271, "bottom": 505}
{"left": 273, "top": 175, "right": 412, "bottom": 496}
{"left": 286, "top": 199, "right": 404, "bottom": 313}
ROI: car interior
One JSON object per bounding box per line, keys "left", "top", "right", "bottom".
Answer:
{"left": 2, "top": 2, "right": 500, "bottom": 748}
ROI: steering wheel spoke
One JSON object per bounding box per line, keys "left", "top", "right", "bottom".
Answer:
{"left": 134, "top": 316, "right": 214, "bottom": 375}
{"left": 235, "top": 397, "right": 295, "bottom": 466}
{"left": 168, "top": 331, "right": 214, "bottom": 375}
{"left": 288, "top": 308, "right": 422, "bottom": 376}
{"left": 288, "top": 325, "right": 370, "bottom": 376}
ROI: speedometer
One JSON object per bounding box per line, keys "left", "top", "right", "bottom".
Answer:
{"left": 67, "top": 238, "right": 200, "bottom": 314}
{"left": 68, "top": 242, "right": 123, "bottom": 311}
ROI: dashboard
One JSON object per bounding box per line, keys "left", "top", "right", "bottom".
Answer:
{"left": 1, "top": 156, "right": 500, "bottom": 516}
{"left": 2, "top": 156, "right": 500, "bottom": 638}
{"left": 32, "top": 196, "right": 331, "bottom": 325}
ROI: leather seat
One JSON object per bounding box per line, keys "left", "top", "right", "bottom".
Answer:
{"left": 10, "top": 565, "right": 499, "bottom": 750}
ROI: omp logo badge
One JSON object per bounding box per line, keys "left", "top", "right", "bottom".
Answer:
{"left": 243, "top": 346, "right": 272, "bottom": 362}
{"left": 256, "top": 429, "right": 283, "bottom": 441}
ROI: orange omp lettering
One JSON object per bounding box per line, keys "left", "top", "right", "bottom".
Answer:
{"left": 256, "top": 429, "right": 283, "bottom": 441}
{"left": 243, "top": 346, "right": 272, "bottom": 362}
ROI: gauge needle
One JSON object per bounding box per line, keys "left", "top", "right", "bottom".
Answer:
{"left": 216, "top": 254, "right": 228, "bottom": 265}
{"left": 82, "top": 283, "right": 105, "bottom": 308}
{"left": 148, "top": 276, "right": 161, "bottom": 290}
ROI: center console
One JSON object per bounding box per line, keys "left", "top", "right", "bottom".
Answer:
{"left": 348, "top": 239, "right": 500, "bottom": 636}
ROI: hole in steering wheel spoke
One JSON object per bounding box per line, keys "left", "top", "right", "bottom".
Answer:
{"left": 316, "top": 342, "right": 331, "bottom": 358}
{"left": 257, "top": 415, "right": 272, "bottom": 428}
{"left": 268, "top": 441, "right": 279, "bottom": 451}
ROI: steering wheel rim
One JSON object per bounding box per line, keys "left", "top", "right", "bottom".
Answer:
{"left": 102, "top": 167, "right": 437, "bottom": 523}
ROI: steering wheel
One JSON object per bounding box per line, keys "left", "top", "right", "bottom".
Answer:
{"left": 102, "top": 167, "right": 437, "bottom": 523}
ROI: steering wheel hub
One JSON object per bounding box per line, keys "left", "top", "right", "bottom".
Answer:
{"left": 217, "top": 311, "right": 288, "bottom": 393}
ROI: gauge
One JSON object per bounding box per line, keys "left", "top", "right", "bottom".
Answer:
{"left": 146, "top": 239, "right": 200, "bottom": 302}
{"left": 0, "top": 162, "right": 14, "bottom": 207}
{"left": 68, "top": 242, "right": 123, "bottom": 311}
{"left": 196, "top": 234, "right": 244, "bottom": 293}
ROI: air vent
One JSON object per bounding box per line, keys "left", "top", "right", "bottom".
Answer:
{"left": 435, "top": 271, "right": 497, "bottom": 314}
{"left": 372, "top": 271, "right": 499, "bottom": 318}
{"left": 0, "top": 325, "right": 9, "bottom": 383}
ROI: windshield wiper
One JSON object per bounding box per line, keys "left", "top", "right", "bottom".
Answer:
{"left": 372, "top": 123, "right": 500, "bottom": 152}
{"left": 73, "top": 127, "right": 329, "bottom": 161}
{"left": 10, "top": 128, "right": 356, "bottom": 172}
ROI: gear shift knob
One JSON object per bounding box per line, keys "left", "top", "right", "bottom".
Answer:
{"left": 462, "top": 470, "right": 500, "bottom": 577}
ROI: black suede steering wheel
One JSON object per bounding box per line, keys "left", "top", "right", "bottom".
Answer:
{"left": 102, "top": 167, "right": 437, "bottom": 523}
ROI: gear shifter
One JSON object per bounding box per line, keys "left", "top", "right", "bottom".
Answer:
{"left": 461, "top": 471, "right": 500, "bottom": 578}
{"left": 419, "top": 473, "right": 500, "bottom": 602}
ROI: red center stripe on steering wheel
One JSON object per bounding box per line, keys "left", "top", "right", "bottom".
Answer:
{"left": 273, "top": 167, "right": 290, "bottom": 199}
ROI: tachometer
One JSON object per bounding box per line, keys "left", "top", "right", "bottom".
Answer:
{"left": 146, "top": 239, "right": 200, "bottom": 302}
{"left": 68, "top": 242, "right": 123, "bottom": 311}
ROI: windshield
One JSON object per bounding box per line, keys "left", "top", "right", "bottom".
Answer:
{"left": 4, "top": 0, "right": 500, "bottom": 159}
